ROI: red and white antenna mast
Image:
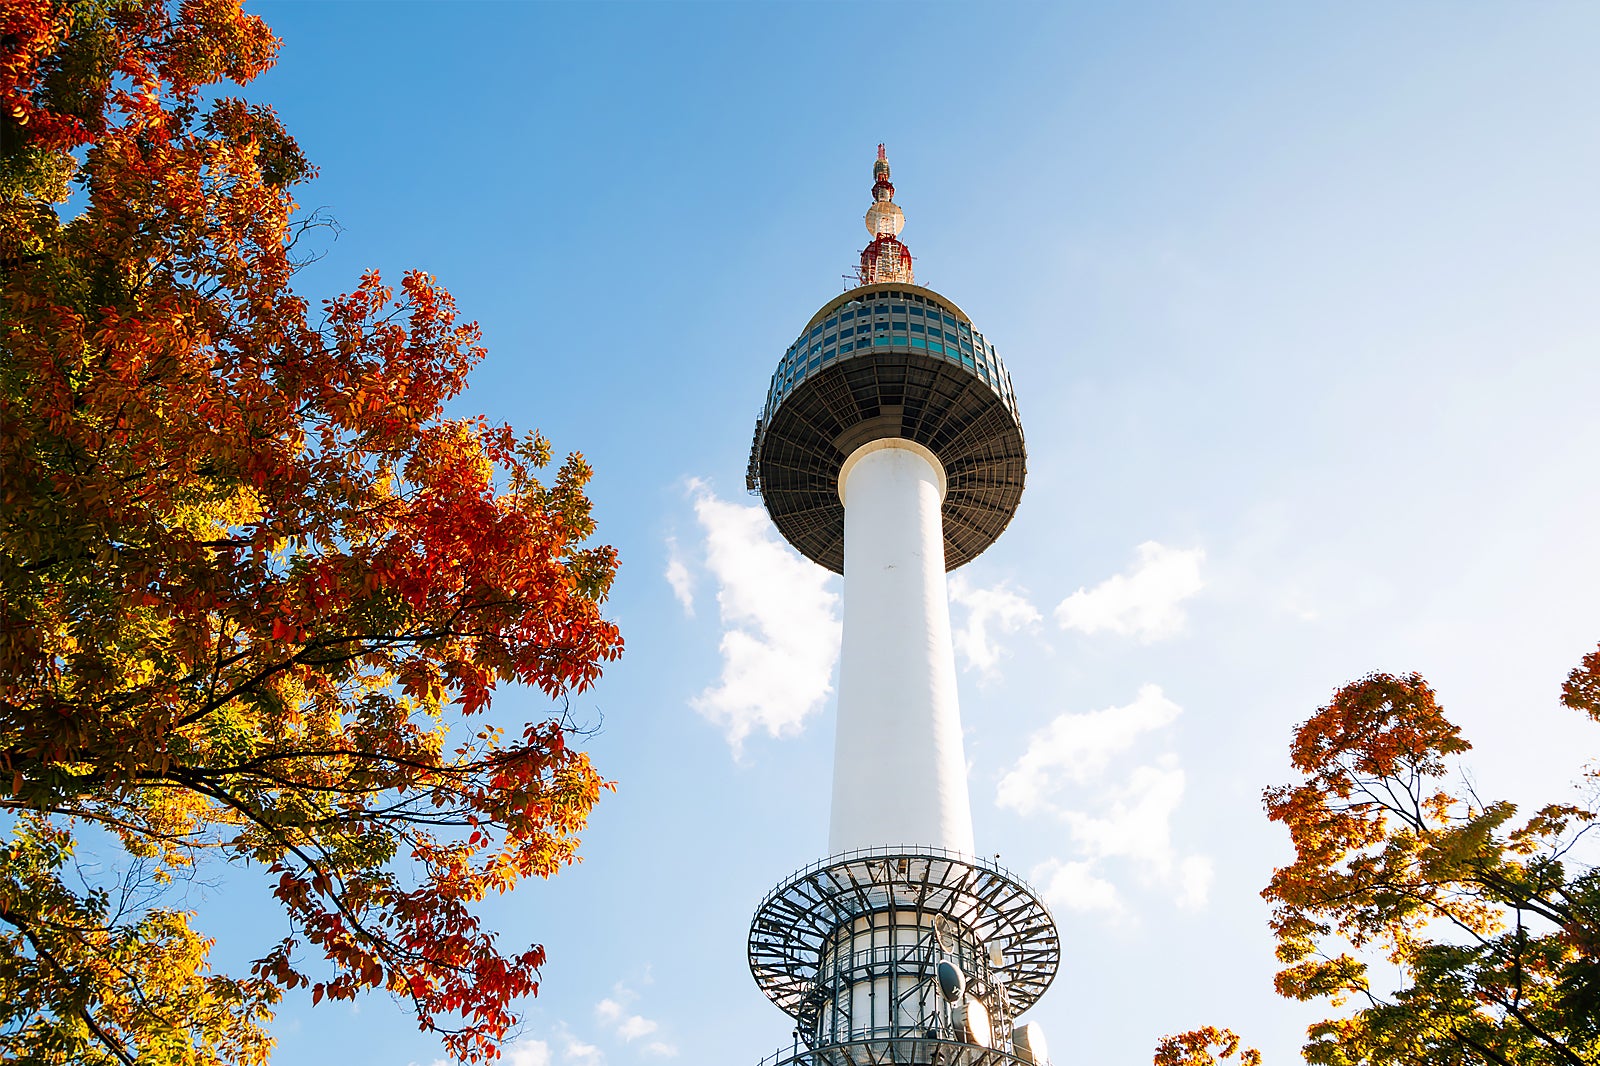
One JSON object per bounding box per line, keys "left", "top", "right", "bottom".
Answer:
{"left": 859, "top": 143, "right": 915, "bottom": 285}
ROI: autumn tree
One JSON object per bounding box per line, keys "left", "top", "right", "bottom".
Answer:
{"left": 1155, "top": 1027, "right": 1262, "bottom": 1066}
{"left": 0, "top": 1, "right": 622, "bottom": 1063}
{"left": 1185, "top": 649, "right": 1598, "bottom": 1066}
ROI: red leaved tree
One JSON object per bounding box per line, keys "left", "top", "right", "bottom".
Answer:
{"left": 0, "top": 1, "right": 622, "bottom": 1062}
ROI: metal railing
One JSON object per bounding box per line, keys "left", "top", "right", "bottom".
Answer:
{"left": 754, "top": 1033, "right": 1048, "bottom": 1066}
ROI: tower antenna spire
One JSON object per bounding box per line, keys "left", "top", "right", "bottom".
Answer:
{"left": 860, "top": 143, "right": 914, "bottom": 285}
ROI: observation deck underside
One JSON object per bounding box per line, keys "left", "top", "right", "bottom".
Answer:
{"left": 748, "top": 285, "right": 1026, "bottom": 574}
{"left": 748, "top": 848, "right": 1060, "bottom": 1030}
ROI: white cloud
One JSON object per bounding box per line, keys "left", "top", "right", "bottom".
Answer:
{"left": 562, "top": 1033, "right": 604, "bottom": 1066}
{"left": 594, "top": 981, "right": 673, "bottom": 1054}
{"left": 1059, "top": 756, "right": 1188, "bottom": 868}
{"left": 1029, "top": 857, "right": 1126, "bottom": 916}
{"left": 504, "top": 1039, "right": 553, "bottom": 1066}
{"left": 663, "top": 537, "right": 695, "bottom": 617}
{"left": 947, "top": 575, "right": 1041, "bottom": 677}
{"left": 1055, "top": 541, "right": 1205, "bottom": 641}
{"left": 685, "top": 479, "right": 841, "bottom": 755}
{"left": 998, "top": 686, "right": 1211, "bottom": 913}
{"left": 1174, "top": 855, "right": 1215, "bottom": 912}
{"left": 996, "top": 684, "right": 1180, "bottom": 815}
{"left": 617, "top": 1017, "right": 658, "bottom": 1042}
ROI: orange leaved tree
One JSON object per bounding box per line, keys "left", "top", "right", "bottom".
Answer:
{"left": 1158, "top": 647, "right": 1600, "bottom": 1066}
{"left": 0, "top": 1, "right": 622, "bottom": 1063}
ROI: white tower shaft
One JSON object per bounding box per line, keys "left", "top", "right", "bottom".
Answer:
{"left": 829, "top": 441, "right": 975, "bottom": 856}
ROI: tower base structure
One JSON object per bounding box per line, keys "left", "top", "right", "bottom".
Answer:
{"left": 748, "top": 847, "right": 1059, "bottom": 1066}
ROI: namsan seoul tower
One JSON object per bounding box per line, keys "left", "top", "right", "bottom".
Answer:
{"left": 743, "top": 146, "right": 1059, "bottom": 1066}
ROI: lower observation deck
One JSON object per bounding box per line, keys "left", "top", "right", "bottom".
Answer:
{"left": 747, "top": 284, "right": 1026, "bottom": 574}
{"left": 748, "top": 846, "right": 1060, "bottom": 1038}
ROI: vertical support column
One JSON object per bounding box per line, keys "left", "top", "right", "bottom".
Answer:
{"left": 828, "top": 440, "right": 975, "bottom": 856}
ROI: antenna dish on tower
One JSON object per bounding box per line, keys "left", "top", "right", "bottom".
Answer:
{"left": 936, "top": 960, "right": 965, "bottom": 1002}
{"left": 952, "top": 997, "right": 992, "bottom": 1048}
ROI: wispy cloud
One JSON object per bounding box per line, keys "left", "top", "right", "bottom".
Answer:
{"left": 664, "top": 537, "right": 695, "bottom": 617}
{"left": 505, "top": 1039, "right": 554, "bottom": 1066}
{"left": 594, "top": 980, "right": 677, "bottom": 1058}
{"left": 1055, "top": 541, "right": 1205, "bottom": 641}
{"left": 998, "top": 685, "right": 1211, "bottom": 915}
{"left": 561, "top": 1031, "right": 605, "bottom": 1066}
{"left": 948, "top": 575, "right": 1041, "bottom": 677}
{"left": 1027, "top": 857, "right": 1125, "bottom": 917}
{"left": 596, "top": 998, "right": 658, "bottom": 1043}
{"left": 996, "top": 684, "right": 1180, "bottom": 814}
{"left": 683, "top": 479, "right": 841, "bottom": 755}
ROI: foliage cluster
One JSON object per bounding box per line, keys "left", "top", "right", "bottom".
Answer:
{"left": 1, "top": 1, "right": 622, "bottom": 1062}
{"left": 1160, "top": 649, "right": 1599, "bottom": 1066}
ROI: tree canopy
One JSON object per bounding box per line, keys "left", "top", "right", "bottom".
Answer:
{"left": 0, "top": 1, "right": 623, "bottom": 1062}
{"left": 1161, "top": 648, "right": 1598, "bottom": 1066}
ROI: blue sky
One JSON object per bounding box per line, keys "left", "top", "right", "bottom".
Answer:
{"left": 199, "top": 3, "right": 1600, "bottom": 1064}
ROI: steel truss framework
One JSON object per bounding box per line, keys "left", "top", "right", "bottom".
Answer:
{"left": 748, "top": 847, "right": 1060, "bottom": 1044}
{"left": 755, "top": 1035, "right": 1044, "bottom": 1066}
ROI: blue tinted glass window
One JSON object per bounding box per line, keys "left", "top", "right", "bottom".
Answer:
{"left": 959, "top": 323, "right": 971, "bottom": 336}
{"left": 961, "top": 353, "right": 975, "bottom": 368}
{"left": 875, "top": 321, "right": 890, "bottom": 331}
{"left": 873, "top": 335, "right": 890, "bottom": 347}
{"left": 841, "top": 310, "right": 855, "bottom": 321}
{"left": 910, "top": 323, "right": 925, "bottom": 333}
{"left": 909, "top": 306, "right": 925, "bottom": 316}
{"left": 928, "top": 340, "right": 944, "bottom": 354}
{"left": 910, "top": 335, "right": 927, "bottom": 349}
{"left": 839, "top": 340, "right": 854, "bottom": 354}
{"left": 825, "top": 316, "right": 838, "bottom": 328}
{"left": 943, "top": 315, "right": 957, "bottom": 327}
{"left": 961, "top": 339, "right": 974, "bottom": 353}
{"left": 892, "top": 330, "right": 908, "bottom": 341}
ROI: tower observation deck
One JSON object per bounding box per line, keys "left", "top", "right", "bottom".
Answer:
{"left": 743, "top": 147, "right": 1057, "bottom": 1066}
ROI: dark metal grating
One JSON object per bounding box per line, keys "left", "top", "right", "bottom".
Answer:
{"left": 754, "top": 351, "right": 1025, "bottom": 574}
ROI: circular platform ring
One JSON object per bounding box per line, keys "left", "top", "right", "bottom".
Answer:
{"left": 750, "top": 284, "right": 1026, "bottom": 575}
{"left": 747, "top": 847, "right": 1060, "bottom": 1026}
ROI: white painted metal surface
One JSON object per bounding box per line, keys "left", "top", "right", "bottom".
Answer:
{"left": 828, "top": 442, "right": 975, "bottom": 856}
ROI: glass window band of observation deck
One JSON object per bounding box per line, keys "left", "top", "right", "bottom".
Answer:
{"left": 763, "top": 286, "right": 1021, "bottom": 431}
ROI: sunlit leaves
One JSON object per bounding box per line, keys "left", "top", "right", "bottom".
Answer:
{"left": 1153, "top": 1027, "right": 1261, "bottom": 1066}
{"left": 1253, "top": 658, "right": 1600, "bottom": 1066}
{"left": 1, "top": 1, "right": 622, "bottom": 1062}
